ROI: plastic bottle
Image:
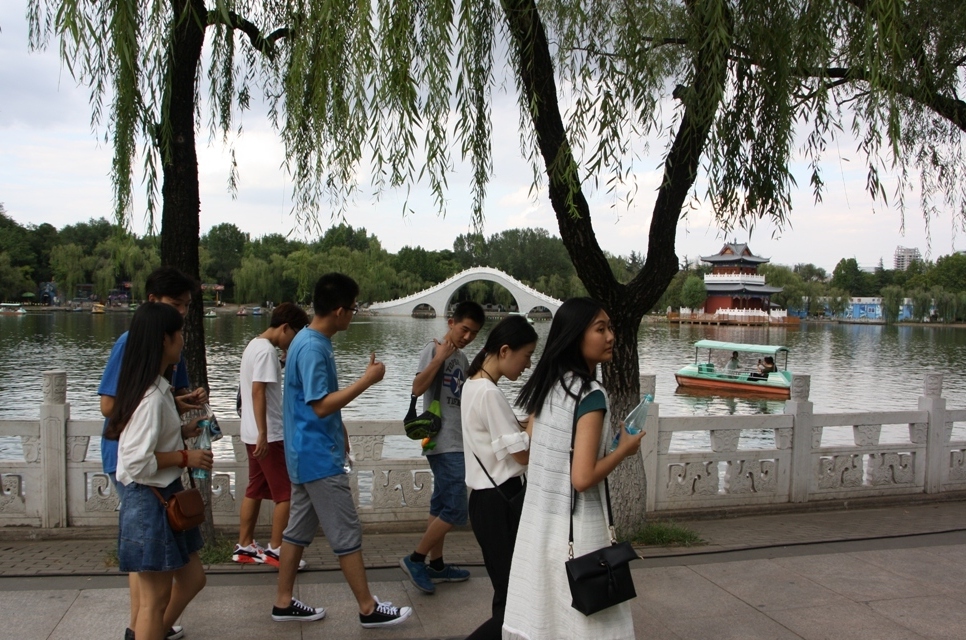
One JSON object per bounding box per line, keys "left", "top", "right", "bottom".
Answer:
{"left": 202, "top": 404, "right": 223, "bottom": 441}
{"left": 610, "top": 393, "right": 653, "bottom": 452}
{"left": 192, "top": 420, "right": 212, "bottom": 480}
{"left": 343, "top": 451, "right": 355, "bottom": 475}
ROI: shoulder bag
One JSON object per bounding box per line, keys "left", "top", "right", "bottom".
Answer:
{"left": 564, "top": 404, "right": 639, "bottom": 616}
{"left": 404, "top": 352, "right": 445, "bottom": 440}
{"left": 151, "top": 472, "right": 206, "bottom": 532}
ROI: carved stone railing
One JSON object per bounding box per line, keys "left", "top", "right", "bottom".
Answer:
{"left": 2, "top": 372, "right": 964, "bottom": 529}
{"left": 639, "top": 373, "right": 966, "bottom": 513}
{"left": 0, "top": 371, "right": 434, "bottom": 530}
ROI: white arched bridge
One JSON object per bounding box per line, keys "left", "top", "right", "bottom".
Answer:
{"left": 368, "top": 267, "right": 562, "bottom": 317}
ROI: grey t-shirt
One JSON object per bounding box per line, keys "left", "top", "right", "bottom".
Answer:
{"left": 417, "top": 341, "right": 468, "bottom": 455}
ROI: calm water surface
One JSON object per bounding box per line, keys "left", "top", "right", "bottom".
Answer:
{"left": 2, "top": 311, "right": 965, "bottom": 459}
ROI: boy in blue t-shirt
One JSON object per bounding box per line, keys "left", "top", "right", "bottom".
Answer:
{"left": 271, "top": 273, "right": 412, "bottom": 629}
{"left": 98, "top": 266, "right": 206, "bottom": 640}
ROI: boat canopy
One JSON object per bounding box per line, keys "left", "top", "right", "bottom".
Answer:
{"left": 693, "top": 340, "right": 789, "bottom": 355}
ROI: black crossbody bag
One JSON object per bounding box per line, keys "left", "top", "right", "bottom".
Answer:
{"left": 564, "top": 407, "right": 639, "bottom": 616}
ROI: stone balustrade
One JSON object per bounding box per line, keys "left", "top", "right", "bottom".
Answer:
{"left": 640, "top": 373, "right": 966, "bottom": 513}
{"left": 1, "top": 371, "right": 964, "bottom": 529}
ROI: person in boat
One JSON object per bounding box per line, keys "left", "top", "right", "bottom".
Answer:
{"left": 724, "top": 351, "right": 740, "bottom": 377}
{"left": 760, "top": 356, "right": 777, "bottom": 374}
{"left": 750, "top": 356, "right": 777, "bottom": 381}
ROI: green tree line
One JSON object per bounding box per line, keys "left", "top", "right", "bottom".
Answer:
{"left": 6, "top": 203, "right": 965, "bottom": 319}
{"left": 0, "top": 207, "right": 639, "bottom": 306}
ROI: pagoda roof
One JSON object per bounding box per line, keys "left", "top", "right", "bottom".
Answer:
{"left": 706, "top": 282, "right": 784, "bottom": 295}
{"left": 700, "top": 242, "right": 770, "bottom": 265}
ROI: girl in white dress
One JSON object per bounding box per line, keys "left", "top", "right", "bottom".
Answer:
{"left": 503, "top": 298, "right": 644, "bottom": 640}
{"left": 462, "top": 315, "right": 538, "bottom": 639}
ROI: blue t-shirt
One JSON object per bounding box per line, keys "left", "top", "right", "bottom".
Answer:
{"left": 283, "top": 327, "right": 343, "bottom": 484}
{"left": 98, "top": 331, "right": 190, "bottom": 474}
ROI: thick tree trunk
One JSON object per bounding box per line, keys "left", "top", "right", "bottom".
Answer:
{"left": 500, "top": 0, "right": 728, "bottom": 535}
{"left": 160, "top": 0, "right": 209, "bottom": 397}
{"left": 161, "top": 0, "right": 213, "bottom": 543}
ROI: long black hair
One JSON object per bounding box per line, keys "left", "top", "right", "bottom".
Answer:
{"left": 467, "top": 315, "right": 538, "bottom": 376}
{"left": 516, "top": 297, "right": 605, "bottom": 416}
{"left": 105, "top": 302, "right": 184, "bottom": 440}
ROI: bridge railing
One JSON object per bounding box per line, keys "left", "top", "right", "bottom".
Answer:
{"left": 1, "top": 372, "right": 963, "bottom": 530}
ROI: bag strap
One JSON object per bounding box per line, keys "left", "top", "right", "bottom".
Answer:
{"left": 430, "top": 347, "right": 445, "bottom": 400}
{"left": 412, "top": 346, "right": 446, "bottom": 404}
{"left": 149, "top": 432, "right": 198, "bottom": 508}
{"left": 473, "top": 453, "right": 525, "bottom": 501}
{"left": 568, "top": 396, "right": 617, "bottom": 560}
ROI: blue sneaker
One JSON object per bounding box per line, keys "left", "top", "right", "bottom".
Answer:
{"left": 399, "top": 555, "right": 435, "bottom": 594}
{"left": 426, "top": 563, "right": 470, "bottom": 583}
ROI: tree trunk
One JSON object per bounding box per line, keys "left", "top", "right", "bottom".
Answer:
{"left": 160, "top": 0, "right": 209, "bottom": 396}
{"left": 500, "top": 0, "right": 728, "bottom": 535}
{"left": 161, "top": 0, "right": 213, "bottom": 543}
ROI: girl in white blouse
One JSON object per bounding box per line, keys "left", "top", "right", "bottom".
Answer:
{"left": 461, "top": 315, "right": 538, "bottom": 640}
{"left": 105, "top": 302, "right": 213, "bottom": 640}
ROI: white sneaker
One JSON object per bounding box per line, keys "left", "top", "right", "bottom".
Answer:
{"left": 231, "top": 543, "right": 266, "bottom": 564}
{"left": 264, "top": 544, "right": 307, "bottom": 570}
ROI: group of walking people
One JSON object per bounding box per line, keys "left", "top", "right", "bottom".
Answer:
{"left": 99, "top": 265, "right": 643, "bottom": 640}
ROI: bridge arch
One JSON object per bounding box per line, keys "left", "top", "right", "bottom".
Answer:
{"left": 368, "top": 267, "right": 562, "bottom": 317}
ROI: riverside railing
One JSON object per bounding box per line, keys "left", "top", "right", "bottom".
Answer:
{"left": 0, "top": 371, "right": 963, "bottom": 529}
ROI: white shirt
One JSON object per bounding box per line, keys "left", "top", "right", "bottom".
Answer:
{"left": 117, "top": 376, "right": 184, "bottom": 487}
{"left": 239, "top": 337, "right": 284, "bottom": 444}
{"left": 461, "top": 377, "right": 529, "bottom": 490}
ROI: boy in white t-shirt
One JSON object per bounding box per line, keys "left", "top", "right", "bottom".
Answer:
{"left": 233, "top": 302, "right": 309, "bottom": 566}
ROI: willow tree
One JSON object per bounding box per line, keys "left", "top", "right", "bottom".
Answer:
{"left": 29, "top": 0, "right": 966, "bottom": 532}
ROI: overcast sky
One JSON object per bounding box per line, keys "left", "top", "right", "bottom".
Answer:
{"left": 2, "top": 2, "right": 962, "bottom": 273}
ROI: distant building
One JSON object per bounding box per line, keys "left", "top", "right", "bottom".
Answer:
{"left": 700, "top": 242, "right": 783, "bottom": 314}
{"left": 894, "top": 246, "right": 921, "bottom": 271}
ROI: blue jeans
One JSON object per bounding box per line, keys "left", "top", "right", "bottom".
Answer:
{"left": 427, "top": 452, "right": 468, "bottom": 526}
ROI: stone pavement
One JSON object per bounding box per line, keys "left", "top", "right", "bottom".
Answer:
{"left": 1, "top": 500, "right": 964, "bottom": 639}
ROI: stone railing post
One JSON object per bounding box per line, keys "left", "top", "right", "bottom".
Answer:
{"left": 40, "top": 370, "right": 69, "bottom": 528}
{"left": 785, "top": 374, "right": 813, "bottom": 503}
{"left": 639, "top": 374, "right": 659, "bottom": 512}
{"left": 920, "top": 373, "right": 947, "bottom": 493}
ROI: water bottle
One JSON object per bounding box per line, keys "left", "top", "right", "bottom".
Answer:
{"left": 192, "top": 420, "right": 212, "bottom": 479}
{"left": 343, "top": 451, "right": 355, "bottom": 475}
{"left": 202, "top": 404, "right": 223, "bottom": 441}
{"left": 610, "top": 393, "right": 653, "bottom": 452}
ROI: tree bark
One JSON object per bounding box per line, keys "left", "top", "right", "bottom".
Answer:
{"left": 500, "top": 0, "right": 729, "bottom": 534}
{"left": 160, "top": 0, "right": 209, "bottom": 397}
{"left": 161, "top": 0, "right": 213, "bottom": 543}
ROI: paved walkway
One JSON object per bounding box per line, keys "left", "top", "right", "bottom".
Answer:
{"left": 1, "top": 500, "right": 963, "bottom": 639}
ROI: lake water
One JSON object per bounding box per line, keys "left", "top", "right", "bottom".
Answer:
{"left": 2, "top": 311, "right": 965, "bottom": 460}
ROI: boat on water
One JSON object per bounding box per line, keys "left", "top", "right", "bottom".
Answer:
{"left": 236, "top": 307, "right": 248, "bottom": 316}
{"left": 674, "top": 339, "right": 792, "bottom": 399}
{"left": 0, "top": 303, "right": 27, "bottom": 315}
{"left": 204, "top": 309, "right": 217, "bottom": 318}
{"left": 91, "top": 303, "right": 106, "bottom": 314}
{"left": 251, "top": 307, "right": 263, "bottom": 316}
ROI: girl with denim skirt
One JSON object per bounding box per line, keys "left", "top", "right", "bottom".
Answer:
{"left": 105, "top": 302, "right": 213, "bottom": 640}
{"left": 502, "top": 298, "right": 644, "bottom": 640}
{"left": 461, "top": 315, "right": 538, "bottom": 640}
